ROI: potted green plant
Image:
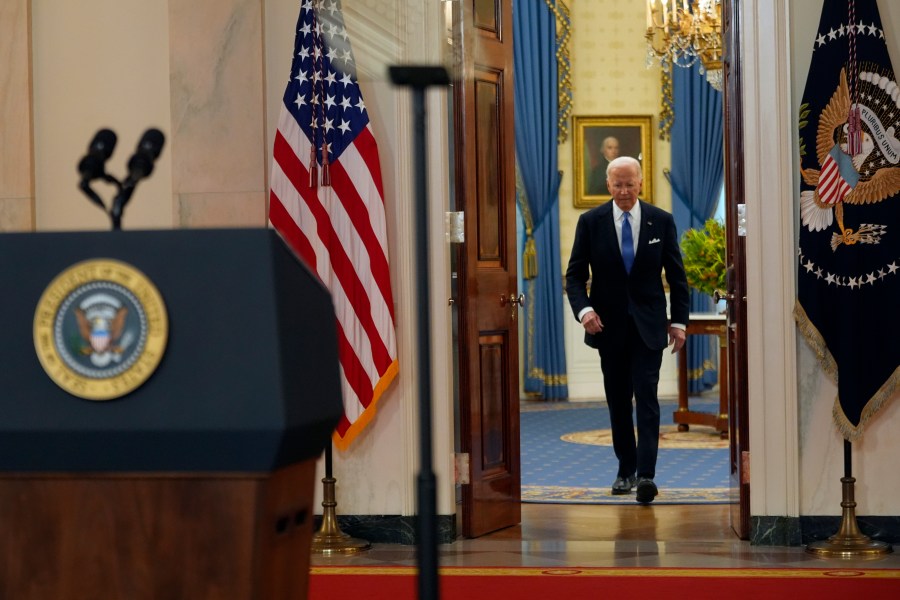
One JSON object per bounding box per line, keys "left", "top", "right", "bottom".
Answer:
{"left": 679, "top": 218, "right": 726, "bottom": 297}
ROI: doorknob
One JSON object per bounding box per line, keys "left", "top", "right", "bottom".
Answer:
{"left": 500, "top": 293, "right": 525, "bottom": 306}
{"left": 500, "top": 293, "right": 525, "bottom": 320}
{"left": 714, "top": 289, "right": 735, "bottom": 303}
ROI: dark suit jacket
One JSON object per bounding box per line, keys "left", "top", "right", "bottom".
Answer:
{"left": 565, "top": 200, "right": 690, "bottom": 352}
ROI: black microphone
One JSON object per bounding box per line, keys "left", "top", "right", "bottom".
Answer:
{"left": 77, "top": 128, "right": 117, "bottom": 181}
{"left": 123, "top": 128, "right": 165, "bottom": 186}
{"left": 110, "top": 128, "right": 165, "bottom": 230}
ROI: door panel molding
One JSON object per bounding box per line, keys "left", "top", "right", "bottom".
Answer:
{"left": 454, "top": 0, "right": 520, "bottom": 539}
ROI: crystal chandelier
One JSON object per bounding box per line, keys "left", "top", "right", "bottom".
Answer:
{"left": 645, "top": 0, "right": 723, "bottom": 91}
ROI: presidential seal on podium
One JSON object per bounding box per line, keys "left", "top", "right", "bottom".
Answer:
{"left": 33, "top": 259, "right": 168, "bottom": 401}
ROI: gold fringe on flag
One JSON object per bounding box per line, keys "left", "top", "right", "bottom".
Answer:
{"left": 794, "top": 301, "right": 900, "bottom": 442}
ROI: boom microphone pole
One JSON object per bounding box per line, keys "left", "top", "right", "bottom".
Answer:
{"left": 388, "top": 64, "right": 451, "bottom": 600}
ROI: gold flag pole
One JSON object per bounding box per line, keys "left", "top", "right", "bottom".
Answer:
{"left": 806, "top": 441, "right": 892, "bottom": 558}
{"left": 311, "top": 443, "right": 371, "bottom": 555}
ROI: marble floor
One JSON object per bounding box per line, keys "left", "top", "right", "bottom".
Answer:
{"left": 311, "top": 503, "right": 900, "bottom": 570}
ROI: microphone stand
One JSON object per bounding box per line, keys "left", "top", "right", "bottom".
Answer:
{"left": 110, "top": 181, "right": 137, "bottom": 231}
{"left": 79, "top": 180, "right": 110, "bottom": 216}
{"left": 79, "top": 174, "right": 128, "bottom": 231}
{"left": 388, "top": 64, "right": 451, "bottom": 600}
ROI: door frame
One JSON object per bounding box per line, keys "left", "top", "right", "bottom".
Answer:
{"left": 733, "top": 0, "right": 802, "bottom": 526}
{"left": 722, "top": 0, "right": 750, "bottom": 540}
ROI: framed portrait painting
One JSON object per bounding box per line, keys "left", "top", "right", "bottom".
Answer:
{"left": 572, "top": 115, "right": 653, "bottom": 208}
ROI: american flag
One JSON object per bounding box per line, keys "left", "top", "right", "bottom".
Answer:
{"left": 269, "top": 0, "right": 398, "bottom": 450}
{"left": 817, "top": 146, "right": 856, "bottom": 205}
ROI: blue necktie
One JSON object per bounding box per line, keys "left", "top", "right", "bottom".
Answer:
{"left": 621, "top": 211, "right": 634, "bottom": 273}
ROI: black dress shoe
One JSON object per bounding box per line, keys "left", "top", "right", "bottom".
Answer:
{"left": 611, "top": 475, "right": 636, "bottom": 495}
{"left": 635, "top": 477, "right": 658, "bottom": 504}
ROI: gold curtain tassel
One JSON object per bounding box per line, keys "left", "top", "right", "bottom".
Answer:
{"left": 523, "top": 236, "right": 538, "bottom": 280}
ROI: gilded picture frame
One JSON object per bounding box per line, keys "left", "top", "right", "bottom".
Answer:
{"left": 572, "top": 115, "right": 653, "bottom": 208}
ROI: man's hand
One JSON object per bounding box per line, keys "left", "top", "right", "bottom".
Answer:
{"left": 668, "top": 326, "right": 686, "bottom": 354}
{"left": 581, "top": 310, "right": 604, "bottom": 335}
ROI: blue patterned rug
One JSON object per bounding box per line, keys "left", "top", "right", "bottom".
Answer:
{"left": 521, "top": 399, "right": 731, "bottom": 504}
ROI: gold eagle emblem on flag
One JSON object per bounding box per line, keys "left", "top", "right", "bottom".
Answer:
{"left": 799, "top": 68, "right": 896, "bottom": 250}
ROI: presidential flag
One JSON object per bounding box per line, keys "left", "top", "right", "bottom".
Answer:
{"left": 269, "top": 0, "right": 398, "bottom": 450}
{"left": 795, "top": 0, "right": 899, "bottom": 440}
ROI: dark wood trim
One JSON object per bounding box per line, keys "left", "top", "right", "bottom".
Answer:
{"left": 723, "top": 0, "right": 751, "bottom": 540}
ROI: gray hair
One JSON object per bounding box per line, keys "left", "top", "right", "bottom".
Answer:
{"left": 606, "top": 156, "right": 643, "bottom": 180}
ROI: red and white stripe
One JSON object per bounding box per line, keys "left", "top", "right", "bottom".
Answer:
{"left": 817, "top": 153, "right": 853, "bottom": 205}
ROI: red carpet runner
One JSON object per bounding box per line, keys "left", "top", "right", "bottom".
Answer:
{"left": 310, "top": 565, "right": 900, "bottom": 599}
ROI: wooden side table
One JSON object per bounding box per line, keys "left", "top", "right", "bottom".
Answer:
{"left": 674, "top": 313, "right": 729, "bottom": 439}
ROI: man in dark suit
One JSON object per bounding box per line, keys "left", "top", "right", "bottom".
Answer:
{"left": 565, "top": 156, "right": 689, "bottom": 504}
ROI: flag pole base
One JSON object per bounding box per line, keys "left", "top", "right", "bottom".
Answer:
{"left": 806, "top": 476, "right": 892, "bottom": 558}
{"left": 311, "top": 476, "right": 371, "bottom": 555}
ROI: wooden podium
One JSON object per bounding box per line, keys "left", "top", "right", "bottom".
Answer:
{"left": 674, "top": 313, "right": 729, "bottom": 438}
{"left": 0, "top": 230, "right": 343, "bottom": 600}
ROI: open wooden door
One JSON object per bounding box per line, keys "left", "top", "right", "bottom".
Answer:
{"left": 452, "top": 0, "right": 521, "bottom": 538}
{"left": 722, "top": 0, "right": 750, "bottom": 540}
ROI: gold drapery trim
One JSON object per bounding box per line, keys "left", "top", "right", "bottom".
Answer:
{"left": 794, "top": 301, "right": 900, "bottom": 442}
{"left": 544, "top": 0, "right": 572, "bottom": 144}
{"left": 658, "top": 66, "right": 674, "bottom": 141}
{"left": 516, "top": 165, "right": 538, "bottom": 280}
{"left": 525, "top": 278, "right": 568, "bottom": 387}
{"left": 527, "top": 367, "right": 569, "bottom": 387}
{"left": 687, "top": 359, "right": 717, "bottom": 382}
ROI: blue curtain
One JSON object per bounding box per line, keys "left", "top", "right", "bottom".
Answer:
{"left": 669, "top": 63, "right": 724, "bottom": 394}
{"left": 513, "top": 0, "right": 568, "bottom": 399}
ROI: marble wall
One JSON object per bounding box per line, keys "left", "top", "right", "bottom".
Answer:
{"left": 0, "top": 0, "right": 33, "bottom": 231}
{"left": 168, "top": 0, "right": 268, "bottom": 228}
{"left": 26, "top": 0, "right": 269, "bottom": 231}
{"left": 30, "top": 1, "right": 173, "bottom": 230}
